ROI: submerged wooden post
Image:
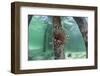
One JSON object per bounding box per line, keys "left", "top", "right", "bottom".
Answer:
{"left": 73, "top": 17, "right": 88, "bottom": 57}
{"left": 53, "top": 16, "right": 65, "bottom": 59}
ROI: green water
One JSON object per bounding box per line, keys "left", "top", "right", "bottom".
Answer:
{"left": 28, "top": 16, "right": 87, "bottom": 60}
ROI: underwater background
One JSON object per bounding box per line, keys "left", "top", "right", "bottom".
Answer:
{"left": 28, "top": 15, "right": 87, "bottom": 60}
